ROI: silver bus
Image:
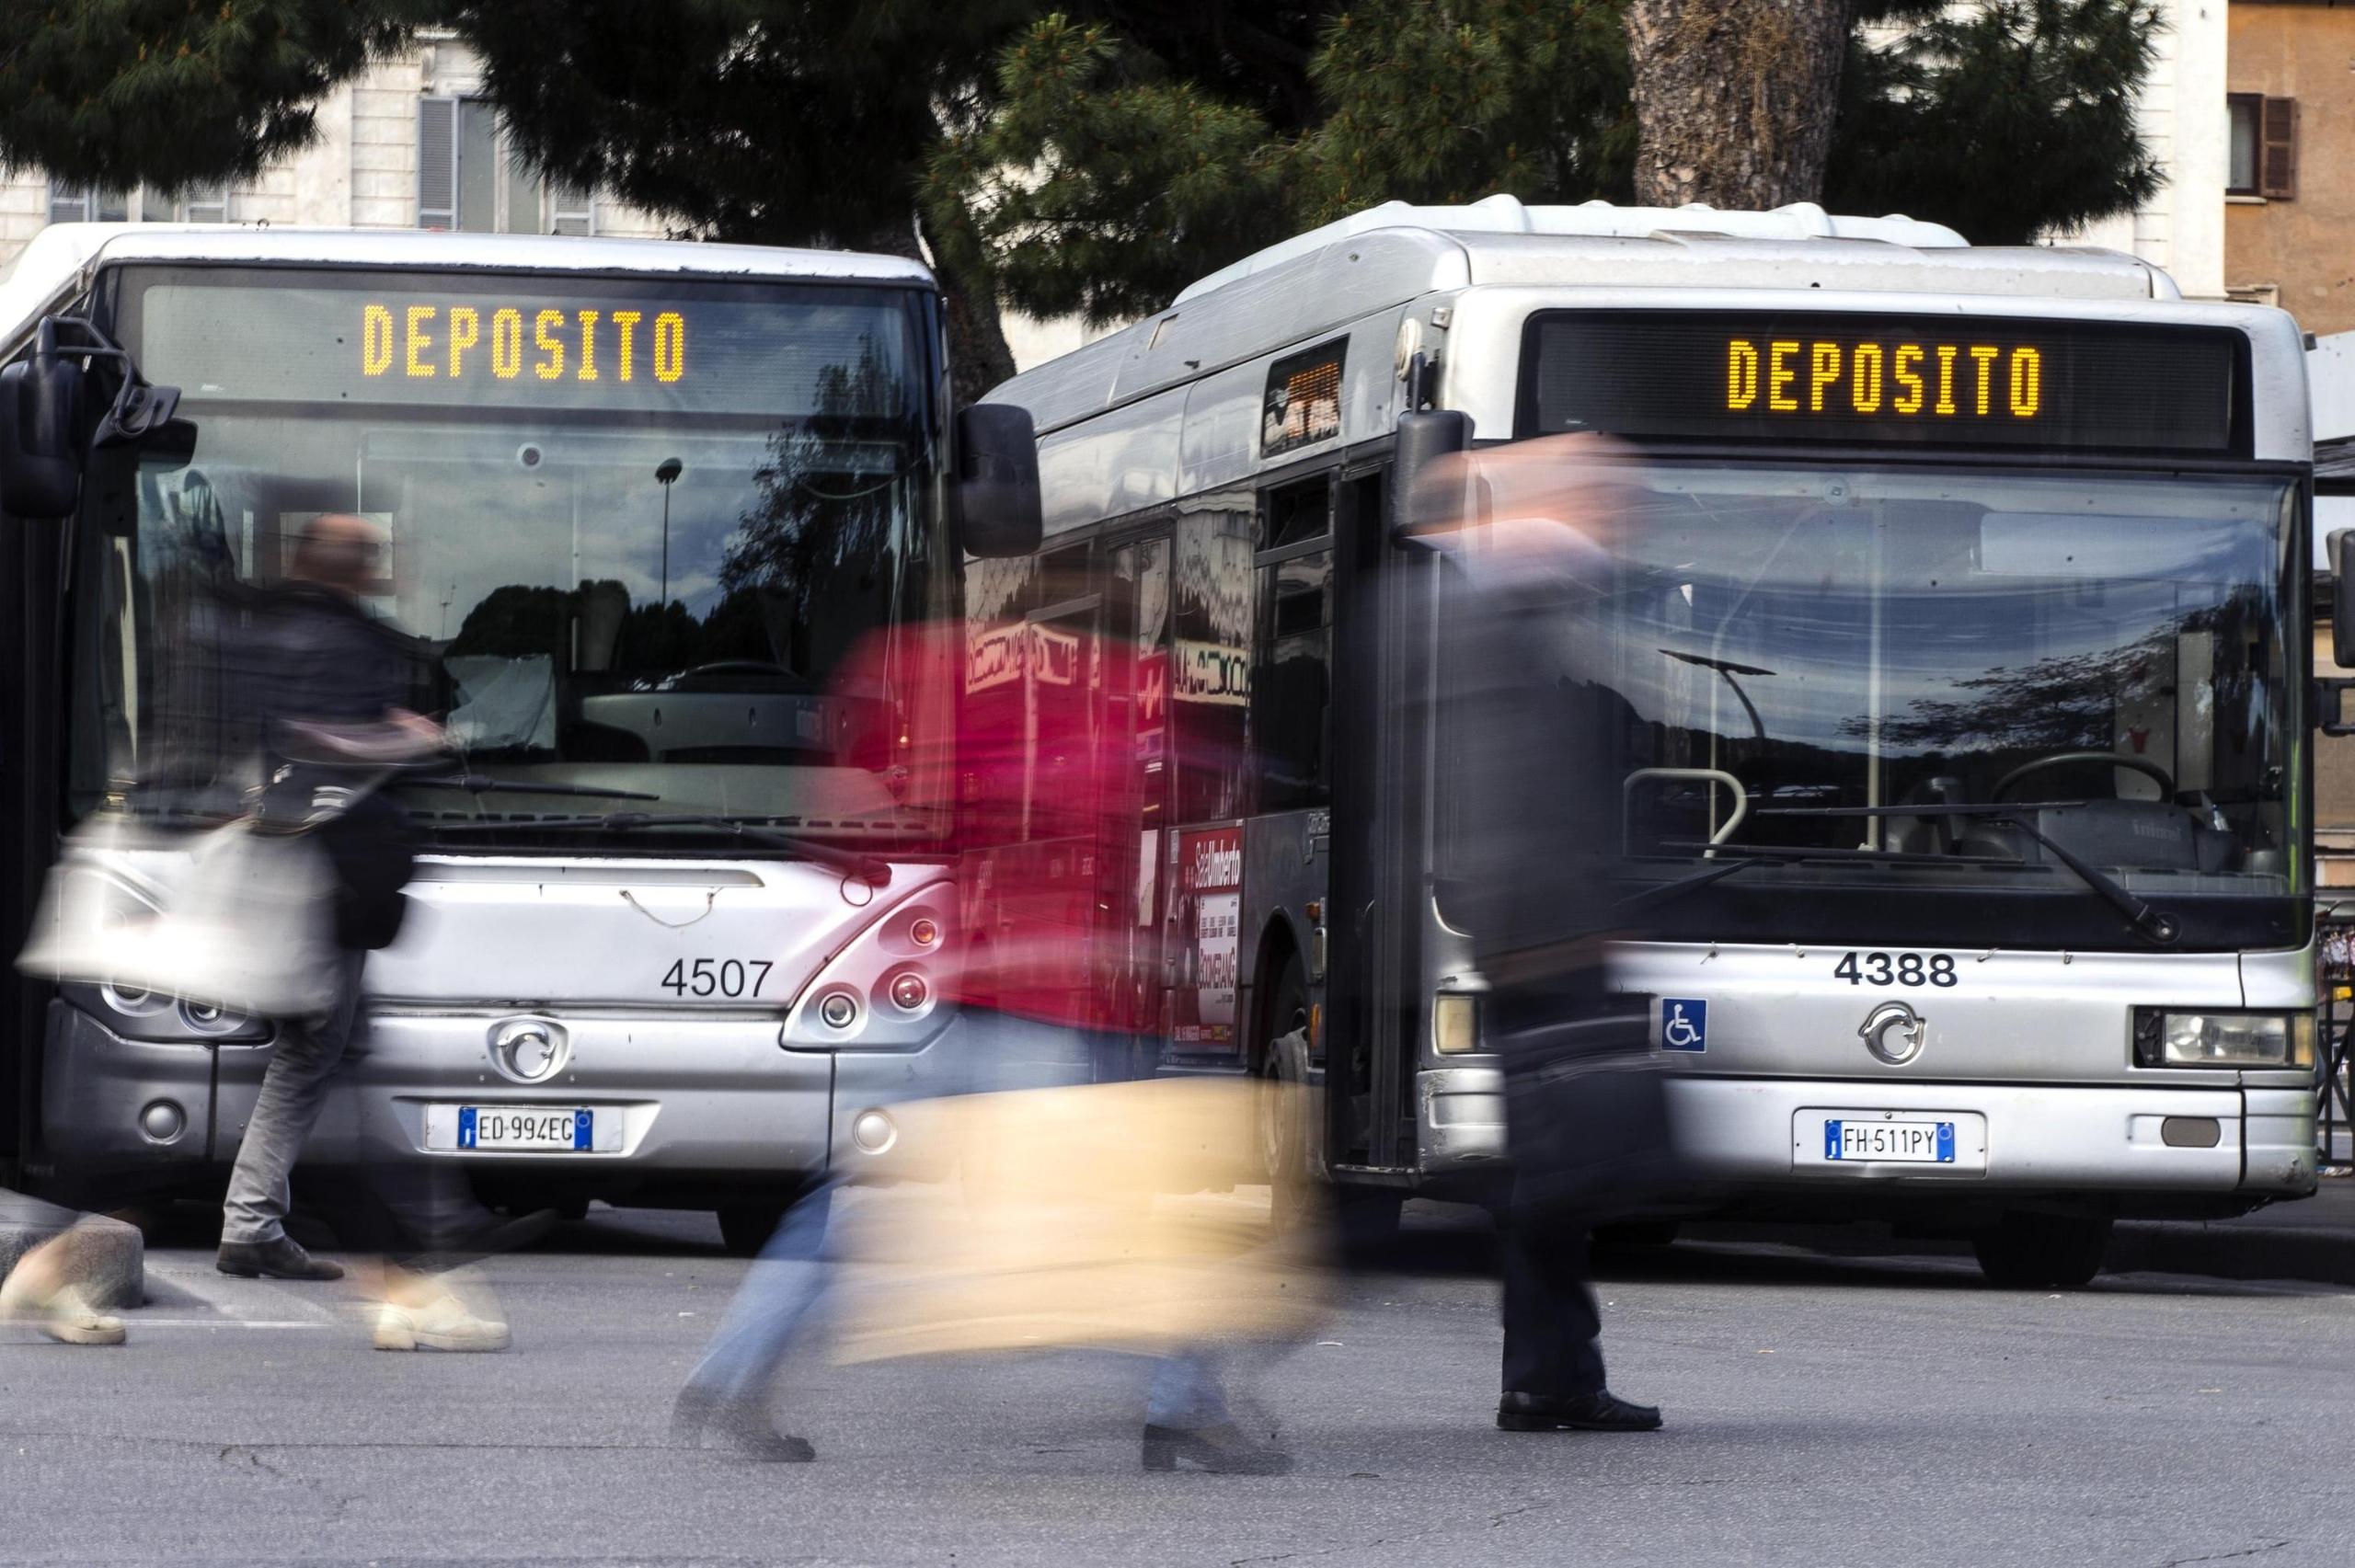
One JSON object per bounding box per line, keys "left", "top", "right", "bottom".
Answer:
{"left": 0, "top": 224, "right": 1038, "bottom": 1251}
{"left": 981, "top": 196, "right": 2320, "bottom": 1286}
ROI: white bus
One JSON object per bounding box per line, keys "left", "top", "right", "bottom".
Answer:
{"left": 980, "top": 196, "right": 2320, "bottom": 1286}
{"left": 0, "top": 223, "right": 1039, "bottom": 1252}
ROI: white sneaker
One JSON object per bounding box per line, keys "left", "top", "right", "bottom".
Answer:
{"left": 0, "top": 1275, "right": 125, "bottom": 1345}
{"left": 371, "top": 1285, "right": 511, "bottom": 1352}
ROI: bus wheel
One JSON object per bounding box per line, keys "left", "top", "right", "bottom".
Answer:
{"left": 1257, "top": 956, "right": 1316, "bottom": 1230}
{"left": 1593, "top": 1219, "right": 1682, "bottom": 1251}
{"left": 1970, "top": 1212, "right": 2112, "bottom": 1288}
{"left": 717, "top": 1203, "right": 787, "bottom": 1258}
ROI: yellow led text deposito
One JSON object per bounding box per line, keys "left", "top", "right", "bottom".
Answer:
{"left": 1726, "top": 338, "right": 2043, "bottom": 420}
{"left": 361, "top": 303, "right": 687, "bottom": 385}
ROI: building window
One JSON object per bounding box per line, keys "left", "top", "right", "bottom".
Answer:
{"left": 149, "top": 185, "right": 228, "bottom": 223}
{"left": 2228, "top": 94, "right": 2261, "bottom": 195}
{"left": 2229, "top": 93, "right": 2298, "bottom": 200}
{"left": 422, "top": 97, "right": 597, "bottom": 235}
{"left": 48, "top": 183, "right": 128, "bottom": 223}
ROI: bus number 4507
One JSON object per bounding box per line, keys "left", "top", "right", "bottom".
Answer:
{"left": 661, "top": 958, "right": 774, "bottom": 998}
{"left": 1833, "top": 952, "right": 1958, "bottom": 989}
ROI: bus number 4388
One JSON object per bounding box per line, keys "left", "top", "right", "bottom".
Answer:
{"left": 661, "top": 958, "right": 774, "bottom": 998}
{"left": 1832, "top": 952, "right": 1958, "bottom": 989}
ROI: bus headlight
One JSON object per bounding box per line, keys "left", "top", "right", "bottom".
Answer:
{"left": 1433, "top": 994, "right": 1481, "bottom": 1055}
{"left": 2133, "top": 1009, "right": 2314, "bottom": 1070}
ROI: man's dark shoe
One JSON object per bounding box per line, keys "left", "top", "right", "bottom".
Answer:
{"left": 216, "top": 1236, "right": 345, "bottom": 1281}
{"left": 670, "top": 1386, "right": 814, "bottom": 1463}
{"left": 1497, "top": 1390, "right": 1662, "bottom": 1432}
{"left": 1141, "top": 1422, "right": 1294, "bottom": 1474}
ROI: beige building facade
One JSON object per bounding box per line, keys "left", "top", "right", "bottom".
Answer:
{"left": 0, "top": 35, "right": 665, "bottom": 268}
{"left": 2224, "top": 1, "right": 2355, "bottom": 332}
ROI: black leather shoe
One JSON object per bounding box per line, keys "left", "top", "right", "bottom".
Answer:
{"left": 1497, "top": 1390, "right": 1663, "bottom": 1432}
{"left": 670, "top": 1387, "right": 814, "bottom": 1463}
{"left": 216, "top": 1237, "right": 345, "bottom": 1281}
{"left": 1141, "top": 1422, "right": 1294, "bottom": 1474}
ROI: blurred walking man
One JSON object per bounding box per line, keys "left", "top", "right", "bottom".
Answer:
{"left": 212, "top": 514, "right": 528, "bottom": 1349}
{"left": 1424, "top": 436, "right": 1669, "bottom": 1435}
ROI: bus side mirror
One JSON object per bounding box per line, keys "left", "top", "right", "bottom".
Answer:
{"left": 2336, "top": 529, "right": 2355, "bottom": 671}
{"left": 1388, "top": 409, "right": 1474, "bottom": 544}
{"left": 955, "top": 403, "right": 1042, "bottom": 559}
{"left": 0, "top": 322, "right": 87, "bottom": 518}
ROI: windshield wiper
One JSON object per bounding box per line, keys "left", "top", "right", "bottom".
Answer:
{"left": 423, "top": 810, "right": 892, "bottom": 887}
{"left": 401, "top": 773, "right": 661, "bottom": 801}
{"left": 1754, "top": 801, "right": 2179, "bottom": 944}
{"left": 1620, "top": 841, "right": 2017, "bottom": 916}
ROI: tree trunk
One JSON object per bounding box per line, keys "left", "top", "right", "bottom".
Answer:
{"left": 859, "top": 212, "right": 1017, "bottom": 411}
{"left": 1625, "top": 0, "right": 1856, "bottom": 211}
{"left": 925, "top": 227, "right": 1019, "bottom": 413}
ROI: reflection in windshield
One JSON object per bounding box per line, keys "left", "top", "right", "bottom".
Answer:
{"left": 69, "top": 308, "right": 952, "bottom": 847}
{"left": 1446, "top": 465, "right": 2299, "bottom": 899}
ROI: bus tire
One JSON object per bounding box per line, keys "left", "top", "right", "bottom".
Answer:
{"left": 1970, "top": 1212, "right": 2112, "bottom": 1288}
{"left": 1593, "top": 1219, "right": 1682, "bottom": 1251}
{"left": 717, "top": 1202, "right": 787, "bottom": 1258}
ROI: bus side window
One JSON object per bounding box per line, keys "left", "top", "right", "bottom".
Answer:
{"left": 1253, "top": 478, "right": 1332, "bottom": 814}
{"left": 1172, "top": 506, "right": 1257, "bottom": 822}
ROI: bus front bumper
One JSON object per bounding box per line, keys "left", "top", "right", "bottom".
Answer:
{"left": 41, "top": 1000, "right": 983, "bottom": 1192}
{"left": 1668, "top": 1076, "right": 2318, "bottom": 1198}
{"left": 1408, "top": 1066, "right": 2320, "bottom": 1206}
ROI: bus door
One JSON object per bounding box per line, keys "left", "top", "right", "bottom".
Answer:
{"left": 1326, "top": 467, "right": 1430, "bottom": 1173}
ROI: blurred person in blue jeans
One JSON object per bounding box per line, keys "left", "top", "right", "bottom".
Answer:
{"left": 670, "top": 615, "right": 1288, "bottom": 1471}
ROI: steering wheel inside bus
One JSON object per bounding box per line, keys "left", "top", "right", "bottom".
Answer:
{"left": 1990, "top": 751, "right": 2177, "bottom": 803}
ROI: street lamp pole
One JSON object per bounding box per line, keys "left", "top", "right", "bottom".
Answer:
{"left": 655, "top": 457, "right": 684, "bottom": 609}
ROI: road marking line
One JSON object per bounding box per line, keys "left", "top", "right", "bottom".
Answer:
{"left": 121, "top": 1319, "right": 337, "bottom": 1330}
{"left": 142, "top": 1268, "right": 343, "bottom": 1325}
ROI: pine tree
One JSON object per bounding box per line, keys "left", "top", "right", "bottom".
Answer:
{"left": 448, "top": 1, "right": 1041, "bottom": 405}
{"left": 0, "top": 1, "right": 431, "bottom": 194}
{"left": 1826, "top": 0, "right": 2165, "bottom": 246}
{"left": 954, "top": 0, "right": 2167, "bottom": 325}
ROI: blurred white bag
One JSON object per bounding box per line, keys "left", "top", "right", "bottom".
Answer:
{"left": 17, "top": 814, "right": 340, "bottom": 1019}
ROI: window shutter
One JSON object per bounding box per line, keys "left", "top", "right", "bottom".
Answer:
{"left": 419, "top": 97, "right": 459, "bottom": 229}
{"left": 47, "top": 183, "right": 88, "bottom": 223}
{"left": 2261, "top": 97, "right": 2299, "bottom": 200}
{"left": 93, "top": 189, "right": 128, "bottom": 223}
{"left": 548, "top": 180, "right": 594, "bottom": 237}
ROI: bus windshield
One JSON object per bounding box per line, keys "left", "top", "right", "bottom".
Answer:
{"left": 1446, "top": 462, "right": 2303, "bottom": 944}
{"left": 67, "top": 266, "right": 954, "bottom": 851}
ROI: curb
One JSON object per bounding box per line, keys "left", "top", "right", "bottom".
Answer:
{"left": 0, "top": 1190, "right": 144, "bottom": 1310}
{"left": 2107, "top": 1220, "right": 2355, "bottom": 1288}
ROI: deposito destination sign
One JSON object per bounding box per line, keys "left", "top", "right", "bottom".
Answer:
{"left": 1524, "top": 311, "right": 2242, "bottom": 454}
{"left": 124, "top": 270, "right": 922, "bottom": 420}
{"left": 359, "top": 303, "right": 685, "bottom": 386}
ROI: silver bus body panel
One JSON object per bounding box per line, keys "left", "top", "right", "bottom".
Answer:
{"left": 1614, "top": 940, "right": 2240, "bottom": 1086}
{"left": 39, "top": 847, "right": 964, "bottom": 1185}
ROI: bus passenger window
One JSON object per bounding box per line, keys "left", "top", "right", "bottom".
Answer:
{"left": 1172, "top": 509, "right": 1255, "bottom": 821}
{"left": 1255, "top": 548, "right": 1332, "bottom": 812}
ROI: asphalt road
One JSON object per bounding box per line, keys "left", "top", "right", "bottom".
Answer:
{"left": 4, "top": 1196, "right": 2352, "bottom": 1568}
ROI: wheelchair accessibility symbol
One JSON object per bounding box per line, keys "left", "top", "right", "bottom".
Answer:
{"left": 1661, "top": 998, "right": 1707, "bottom": 1052}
